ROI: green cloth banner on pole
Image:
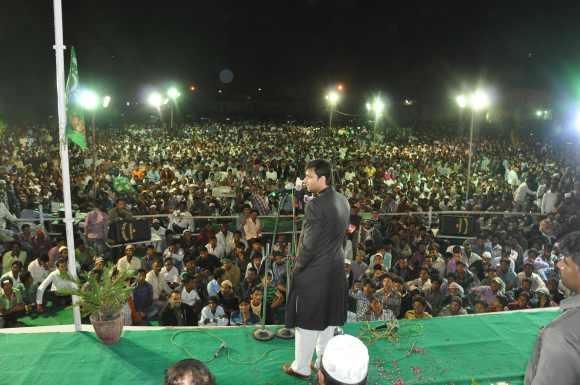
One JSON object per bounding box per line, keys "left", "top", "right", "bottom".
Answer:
{"left": 65, "top": 47, "right": 87, "bottom": 149}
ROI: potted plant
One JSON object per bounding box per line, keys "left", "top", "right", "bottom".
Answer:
{"left": 60, "top": 265, "right": 134, "bottom": 345}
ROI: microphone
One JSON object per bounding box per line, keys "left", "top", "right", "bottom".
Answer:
{"left": 214, "top": 342, "right": 226, "bottom": 358}
{"left": 373, "top": 320, "right": 399, "bottom": 332}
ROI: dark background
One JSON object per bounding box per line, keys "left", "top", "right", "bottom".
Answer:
{"left": 2, "top": 1, "right": 580, "bottom": 124}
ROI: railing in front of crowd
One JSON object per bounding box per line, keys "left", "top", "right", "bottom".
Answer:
{"left": 10, "top": 208, "right": 545, "bottom": 244}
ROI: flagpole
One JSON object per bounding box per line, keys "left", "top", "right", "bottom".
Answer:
{"left": 52, "top": 0, "right": 82, "bottom": 332}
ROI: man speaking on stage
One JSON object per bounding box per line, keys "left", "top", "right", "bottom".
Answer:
{"left": 283, "top": 159, "right": 351, "bottom": 380}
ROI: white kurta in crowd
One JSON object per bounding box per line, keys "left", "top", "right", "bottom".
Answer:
{"left": 145, "top": 270, "right": 166, "bottom": 301}
{"left": 181, "top": 287, "right": 201, "bottom": 307}
{"left": 199, "top": 305, "right": 228, "bottom": 326}
{"left": 116, "top": 256, "right": 142, "bottom": 273}
{"left": 36, "top": 271, "right": 78, "bottom": 304}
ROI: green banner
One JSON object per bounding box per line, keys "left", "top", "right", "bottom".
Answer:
{"left": 65, "top": 47, "right": 87, "bottom": 149}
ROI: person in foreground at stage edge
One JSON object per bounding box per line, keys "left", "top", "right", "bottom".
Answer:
{"left": 317, "top": 334, "right": 369, "bottom": 385}
{"left": 164, "top": 358, "right": 215, "bottom": 385}
{"left": 283, "top": 159, "right": 351, "bottom": 380}
{"left": 525, "top": 230, "right": 580, "bottom": 385}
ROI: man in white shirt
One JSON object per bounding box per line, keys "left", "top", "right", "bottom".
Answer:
{"left": 116, "top": 244, "right": 142, "bottom": 273}
{"left": 160, "top": 257, "right": 181, "bottom": 292}
{"left": 1, "top": 260, "right": 23, "bottom": 286}
{"left": 163, "top": 241, "right": 185, "bottom": 269}
{"left": 36, "top": 258, "right": 78, "bottom": 312}
{"left": 265, "top": 167, "right": 278, "bottom": 182}
{"left": 506, "top": 167, "right": 519, "bottom": 189}
{"left": 216, "top": 222, "right": 235, "bottom": 257}
{"left": 513, "top": 179, "right": 536, "bottom": 210}
{"left": 0, "top": 201, "right": 18, "bottom": 241}
{"left": 169, "top": 202, "right": 194, "bottom": 233}
{"left": 150, "top": 219, "right": 167, "bottom": 253}
{"left": 27, "top": 255, "right": 50, "bottom": 285}
{"left": 199, "top": 296, "right": 227, "bottom": 326}
{"left": 181, "top": 277, "right": 201, "bottom": 308}
{"left": 243, "top": 210, "right": 262, "bottom": 243}
{"left": 146, "top": 259, "right": 168, "bottom": 311}
{"left": 517, "top": 262, "right": 547, "bottom": 292}
{"left": 540, "top": 181, "right": 560, "bottom": 214}
{"left": 180, "top": 275, "right": 201, "bottom": 324}
{"left": 206, "top": 236, "right": 225, "bottom": 260}
{"left": 462, "top": 242, "right": 481, "bottom": 267}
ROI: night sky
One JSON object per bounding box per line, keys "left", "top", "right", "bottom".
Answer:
{"left": 2, "top": 1, "right": 580, "bottom": 122}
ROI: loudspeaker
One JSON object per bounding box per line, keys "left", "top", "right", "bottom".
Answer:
{"left": 439, "top": 215, "right": 478, "bottom": 237}
{"left": 108, "top": 220, "right": 151, "bottom": 245}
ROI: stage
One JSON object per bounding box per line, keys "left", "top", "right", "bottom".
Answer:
{"left": 0, "top": 309, "right": 558, "bottom": 385}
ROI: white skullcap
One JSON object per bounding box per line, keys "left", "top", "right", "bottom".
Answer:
{"left": 322, "top": 335, "right": 369, "bottom": 385}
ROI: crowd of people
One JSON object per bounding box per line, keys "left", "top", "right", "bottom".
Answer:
{"left": 0, "top": 122, "right": 579, "bottom": 327}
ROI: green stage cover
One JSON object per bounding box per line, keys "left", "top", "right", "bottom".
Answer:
{"left": 0, "top": 309, "right": 558, "bottom": 385}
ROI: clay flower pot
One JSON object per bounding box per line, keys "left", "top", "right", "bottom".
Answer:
{"left": 90, "top": 312, "right": 124, "bottom": 345}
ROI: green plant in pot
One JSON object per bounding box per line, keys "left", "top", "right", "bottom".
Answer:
{"left": 59, "top": 264, "right": 135, "bottom": 345}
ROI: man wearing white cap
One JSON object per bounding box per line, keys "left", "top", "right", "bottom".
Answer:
{"left": 318, "top": 334, "right": 369, "bottom": 385}
{"left": 116, "top": 244, "right": 142, "bottom": 273}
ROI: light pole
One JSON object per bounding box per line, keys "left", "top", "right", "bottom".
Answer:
{"left": 167, "top": 87, "right": 181, "bottom": 131}
{"left": 456, "top": 94, "right": 467, "bottom": 135}
{"left": 147, "top": 91, "right": 163, "bottom": 126}
{"left": 366, "top": 96, "right": 385, "bottom": 142}
{"left": 325, "top": 90, "right": 340, "bottom": 135}
{"left": 456, "top": 90, "right": 491, "bottom": 203}
{"left": 78, "top": 90, "right": 110, "bottom": 199}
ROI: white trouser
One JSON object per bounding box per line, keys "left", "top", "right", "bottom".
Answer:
{"left": 291, "top": 326, "right": 336, "bottom": 376}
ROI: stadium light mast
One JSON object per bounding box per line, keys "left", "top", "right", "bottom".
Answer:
{"left": 366, "top": 96, "right": 385, "bottom": 142}
{"left": 167, "top": 87, "right": 181, "bottom": 130}
{"left": 147, "top": 91, "right": 163, "bottom": 124}
{"left": 78, "top": 90, "right": 110, "bottom": 198}
{"left": 456, "top": 89, "right": 491, "bottom": 203}
{"left": 325, "top": 90, "right": 340, "bottom": 135}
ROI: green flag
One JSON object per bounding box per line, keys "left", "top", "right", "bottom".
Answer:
{"left": 65, "top": 47, "right": 87, "bottom": 149}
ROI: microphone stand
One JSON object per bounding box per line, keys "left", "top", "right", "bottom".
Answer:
{"left": 276, "top": 188, "right": 296, "bottom": 339}
{"left": 252, "top": 242, "right": 275, "bottom": 341}
{"left": 252, "top": 195, "right": 284, "bottom": 342}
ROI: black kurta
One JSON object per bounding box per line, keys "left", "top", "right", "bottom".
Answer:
{"left": 285, "top": 187, "right": 350, "bottom": 330}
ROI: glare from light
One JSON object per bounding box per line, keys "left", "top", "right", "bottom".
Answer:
{"left": 366, "top": 96, "right": 385, "bottom": 118}
{"left": 325, "top": 91, "right": 340, "bottom": 106}
{"left": 470, "top": 90, "right": 490, "bottom": 111}
{"left": 126, "top": 101, "right": 131, "bottom": 107}
{"left": 102, "top": 95, "right": 111, "bottom": 108}
{"left": 337, "top": 84, "right": 344, "bottom": 92}
{"left": 372, "top": 97, "right": 385, "bottom": 118}
{"left": 189, "top": 85, "right": 196, "bottom": 91}
{"left": 218, "top": 89, "right": 223, "bottom": 94}
{"left": 404, "top": 98, "right": 413, "bottom": 106}
{"left": 167, "top": 87, "right": 181, "bottom": 100}
{"left": 456, "top": 94, "right": 467, "bottom": 109}
{"left": 78, "top": 90, "right": 99, "bottom": 110}
{"left": 163, "top": 98, "right": 170, "bottom": 105}
{"left": 575, "top": 112, "right": 580, "bottom": 132}
{"left": 147, "top": 92, "right": 163, "bottom": 108}
{"left": 535, "top": 110, "right": 543, "bottom": 117}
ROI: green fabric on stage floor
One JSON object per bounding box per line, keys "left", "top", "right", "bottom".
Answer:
{"left": 0, "top": 309, "right": 558, "bottom": 385}
{"left": 19, "top": 306, "right": 74, "bottom": 327}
